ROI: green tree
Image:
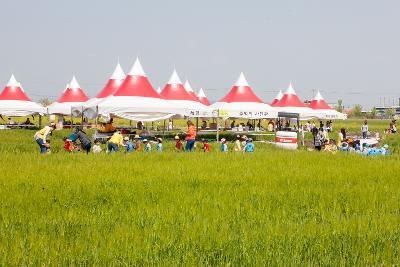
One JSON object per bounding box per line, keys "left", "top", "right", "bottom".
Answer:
{"left": 353, "top": 104, "right": 363, "bottom": 118}
{"left": 38, "top": 98, "right": 52, "bottom": 107}
{"left": 336, "top": 99, "right": 343, "bottom": 112}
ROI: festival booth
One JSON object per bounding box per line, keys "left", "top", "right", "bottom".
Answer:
{"left": 309, "top": 91, "right": 347, "bottom": 120}
{"left": 275, "top": 112, "right": 300, "bottom": 150}
{"left": 211, "top": 72, "right": 277, "bottom": 119}
{"left": 47, "top": 77, "right": 89, "bottom": 115}
{"left": 160, "top": 70, "right": 212, "bottom": 118}
{"left": 197, "top": 88, "right": 211, "bottom": 106}
{"left": 72, "top": 62, "right": 126, "bottom": 119}
{"left": 96, "top": 58, "right": 176, "bottom": 122}
{"left": 273, "top": 83, "right": 320, "bottom": 120}
{"left": 0, "top": 74, "right": 46, "bottom": 117}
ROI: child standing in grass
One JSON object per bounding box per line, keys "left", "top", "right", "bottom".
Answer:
{"left": 124, "top": 137, "right": 134, "bottom": 153}
{"left": 156, "top": 138, "right": 163, "bottom": 152}
{"left": 92, "top": 140, "right": 102, "bottom": 154}
{"left": 234, "top": 135, "right": 241, "bottom": 152}
{"left": 175, "top": 136, "right": 183, "bottom": 152}
{"left": 202, "top": 139, "right": 210, "bottom": 152}
{"left": 63, "top": 137, "right": 73, "bottom": 152}
{"left": 134, "top": 135, "right": 141, "bottom": 151}
{"left": 143, "top": 139, "right": 151, "bottom": 152}
{"left": 220, "top": 138, "right": 228, "bottom": 152}
{"left": 244, "top": 138, "right": 254, "bottom": 153}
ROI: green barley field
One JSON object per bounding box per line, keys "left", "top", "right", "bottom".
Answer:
{"left": 0, "top": 119, "right": 399, "bottom": 265}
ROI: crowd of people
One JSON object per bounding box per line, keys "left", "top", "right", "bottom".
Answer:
{"left": 32, "top": 118, "right": 396, "bottom": 155}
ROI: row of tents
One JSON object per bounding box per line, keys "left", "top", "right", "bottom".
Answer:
{"left": 0, "top": 58, "right": 346, "bottom": 121}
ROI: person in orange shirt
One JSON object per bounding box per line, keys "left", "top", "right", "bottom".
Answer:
{"left": 185, "top": 120, "right": 197, "bottom": 152}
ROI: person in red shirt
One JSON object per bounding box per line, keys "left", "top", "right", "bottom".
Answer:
{"left": 185, "top": 120, "right": 197, "bottom": 152}
{"left": 175, "top": 135, "right": 183, "bottom": 152}
{"left": 202, "top": 139, "right": 210, "bottom": 152}
{"left": 63, "top": 137, "right": 73, "bottom": 152}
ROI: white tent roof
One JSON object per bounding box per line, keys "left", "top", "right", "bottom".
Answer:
{"left": 212, "top": 101, "right": 277, "bottom": 119}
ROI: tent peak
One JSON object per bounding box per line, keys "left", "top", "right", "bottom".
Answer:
{"left": 167, "top": 69, "right": 182, "bottom": 84}
{"left": 7, "top": 74, "right": 19, "bottom": 87}
{"left": 285, "top": 83, "right": 296, "bottom": 95}
{"left": 69, "top": 76, "right": 81, "bottom": 89}
{"left": 128, "top": 57, "right": 146, "bottom": 77}
{"left": 110, "top": 62, "right": 126, "bottom": 80}
{"left": 197, "top": 88, "right": 207, "bottom": 98}
{"left": 184, "top": 80, "right": 194, "bottom": 93}
{"left": 234, "top": 72, "right": 249, "bottom": 87}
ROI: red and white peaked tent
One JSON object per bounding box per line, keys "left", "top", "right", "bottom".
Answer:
{"left": 197, "top": 88, "right": 211, "bottom": 106}
{"left": 270, "top": 90, "right": 283, "bottom": 106}
{"left": 161, "top": 70, "right": 211, "bottom": 117}
{"left": 74, "top": 62, "right": 126, "bottom": 118}
{"left": 97, "top": 58, "right": 175, "bottom": 121}
{"left": 0, "top": 74, "right": 46, "bottom": 116}
{"left": 184, "top": 80, "right": 199, "bottom": 101}
{"left": 274, "top": 83, "right": 319, "bottom": 119}
{"left": 47, "top": 76, "right": 89, "bottom": 115}
{"left": 211, "top": 72, "right": 277, "bottom": 118}
{"left": 309, "top": 91, "right": 346, "bottom": 119}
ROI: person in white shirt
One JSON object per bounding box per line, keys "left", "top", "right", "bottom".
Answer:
{"left": 361, "top": 120, "right": 368, "bottom": 139}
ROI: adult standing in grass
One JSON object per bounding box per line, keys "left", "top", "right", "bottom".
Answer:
{"left": 34, "top": 123, "right": 56, "bottom": 154}
{"left": 185, "top": 120, "right": 196, "bottom": 152}
{"left": 71, "top": 127, "right": 92, "bottom": 154}
{"left": 108, "top": 130, "right": 125, "bottom": 153}
{"left": 361, "top": 120, "right": 368, "bottom": 139}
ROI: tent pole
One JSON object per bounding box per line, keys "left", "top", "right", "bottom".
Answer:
{"left": 39, "top": 115, "right": 42, "bottom": 128}
{"left": 163, "top": 120, "right": 166, "bottom": 139}
{"left": 81, "top": 106, "right": 84, "bottom": 129}
{"left": 95, "top": 106, "right": 99, "bottom": 129}
{"left": 70, "top": 108, "right": 73, "bottom": 131}
{"left": 196, "top": 117, "right": 199, "bottom": 132}
{"left": 216, "top": 110, "right": 220, "bottom": 142}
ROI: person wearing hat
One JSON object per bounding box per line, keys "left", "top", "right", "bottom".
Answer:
{"left": 143, "top": 139, "right": 151, "bottom": 152}
{"left": 175, "top": 135, "right": 183, "bottom": 152}
{"left": 108, "top": 130, "right": 125, "bottom": 153}
{"left": 234, "top": 135, "right": 242, "bottom": 152}
{"left": 124, "top": 136, "right": 134, "bottom": 153}
{"left": 241, "top": 135, "right": 248, "bottom": 149}
{"left": 220, "top": 138, "right": 228, "bottom": 152}
{"left": 156, "top": 138, "right": 163, "bottom": 152}
{"left": 244, "top": 138, "right": 254, "bottom": 153}
{"left": 134, "top": 134, "right": 141, "bottom": 151}
{"left": 34, "top": 123, "right": 56, "bottom": 154}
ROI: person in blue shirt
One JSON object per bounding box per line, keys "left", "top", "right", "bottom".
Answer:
{"left": 124, "top": 136, "right": 135, "bottom": 153}
{"left": 220, "top": 138, "right": 228, "bottom": 152}
{"left": 244, "top": 138, "right": 254, "bottom": 152}
{"left": 156, "top": 138, "right": 163, "bottom": 152}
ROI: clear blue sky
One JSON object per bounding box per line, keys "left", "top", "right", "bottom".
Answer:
{"left": 1, "top": 0, "right": 399, "bottom": 109}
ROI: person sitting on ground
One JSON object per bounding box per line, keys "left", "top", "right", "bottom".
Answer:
{"left": 7, "top": 117, "right": 15, "bottom": 125}
{"left": 134, "top": 135, "right": 141, "bottom": 151}
{"left": 202, "top": 139, "right": 210, "bottom": 152}
{"left": 230, "top": 120, "right": 236, "bottom": 129}
{"left": 23, "top": 118, "right": 33, "bottom": 126}
{"left": 244, "top": 138, "right": 254, "bottom": 152}
{"left": 175, "top": 135, "right": 183, "bottom": 152}
{"left": 362, "top": 143, "right": 371, "bottom": 155}
{"left": 202, "top": 120, "right": 207, "bottom": 130}
{"left": 34, "top": 123, "right": 56, "bottom": 154}
{"left": 143, "top": 139, "right": 151, "bottom": 152}
{"left": 71, "top": 127, "right": 92, "bottom": 154}
{"left": 241, "top": 135, "right": 248, "bottom": 149}
{"left": 267, "top": 120, "right": 274, "bottom": 132}
{"left": 124, "top": 136, "right": 134, "bottom": 153}
{"left": 220, "top": 138, "right": 228, "bottom": 152}
{"left": 108, "top": 130, "right": 125, "bottom": 153}
{"left": 63, "top": 136, "right": 74, "bottom": 152}
{"left": 234, "top": 135, "right": 242, "bottom": 152}
{"left": 391, "top": 121, "right": 397, "bottom": 134}
{"left": 92, "top": 139, "right": 102, "bottom": 154}
{"left": 140, "top": 127, "right": 151, "bottom": 139}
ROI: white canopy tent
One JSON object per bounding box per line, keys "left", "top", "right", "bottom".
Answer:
{"left": 96, "top": 58, "right": 176, "bottom": 122}
{"left": 0, "top": 75, "right": 46, "bottom": 116}
{"left": 211, "top": 72, "right": 277, "bottom": 119}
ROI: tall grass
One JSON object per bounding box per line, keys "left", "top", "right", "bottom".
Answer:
{"left": 0, "top": 128, "right": 399, "bottom": 265}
